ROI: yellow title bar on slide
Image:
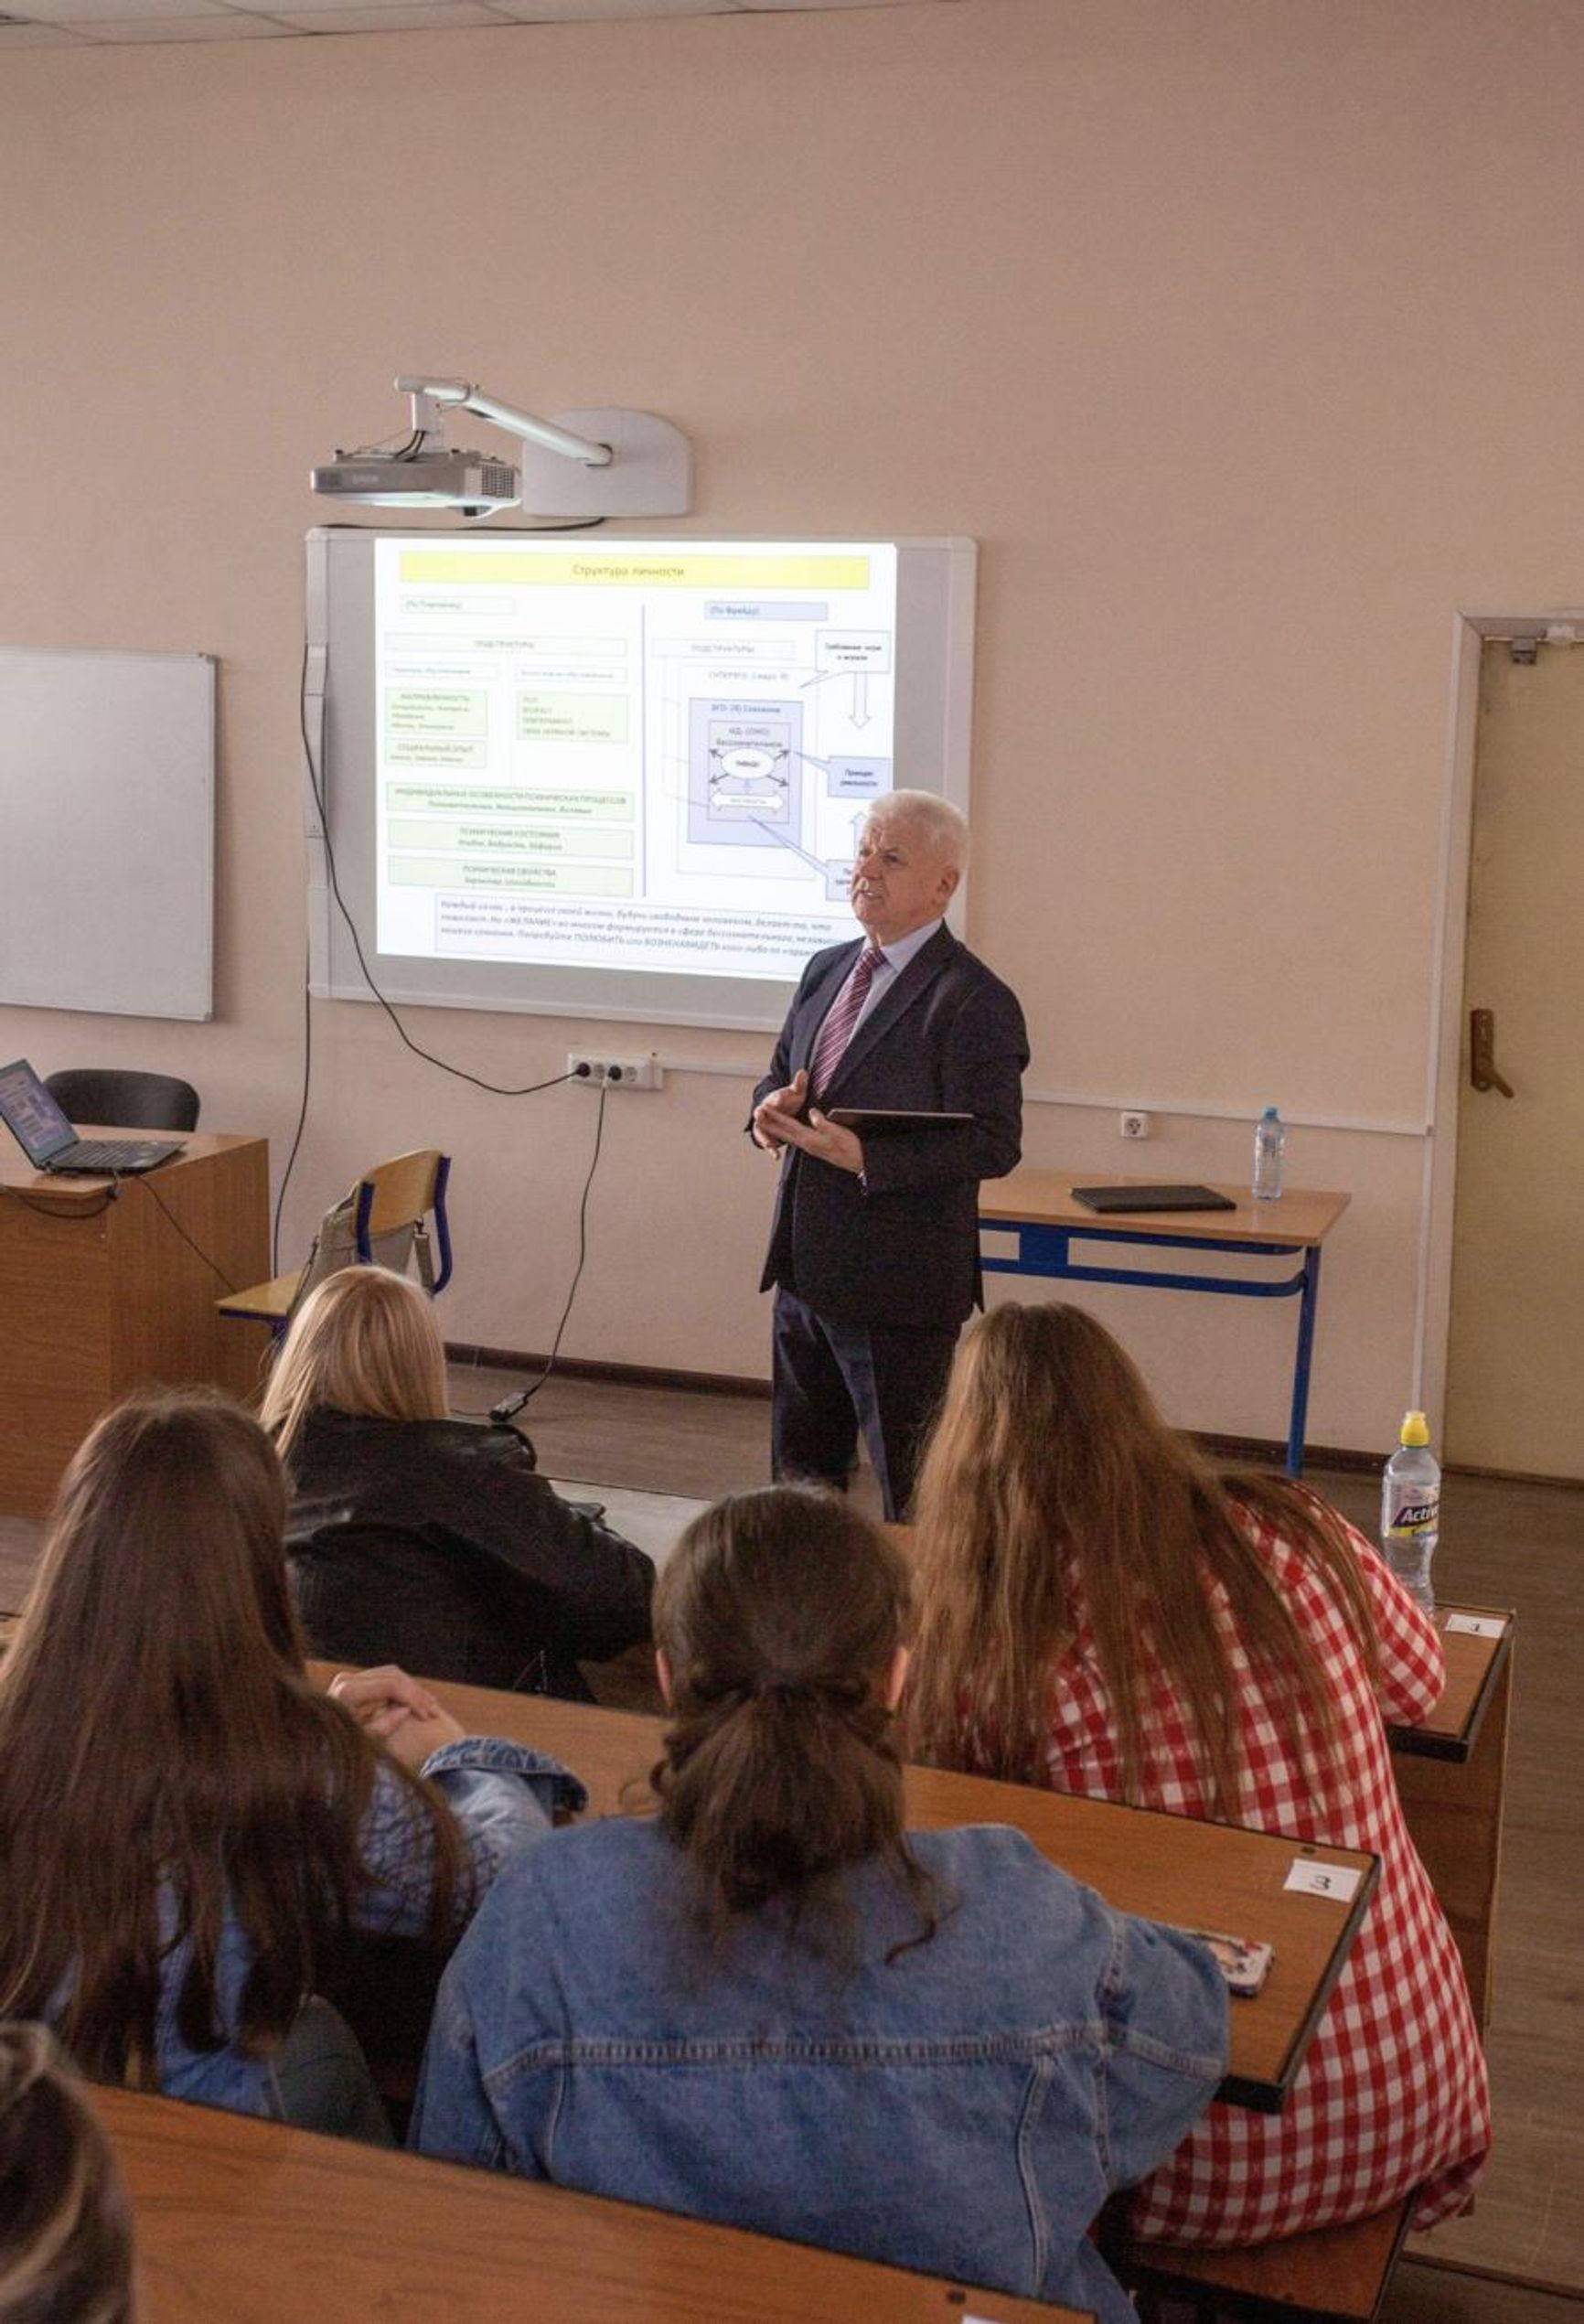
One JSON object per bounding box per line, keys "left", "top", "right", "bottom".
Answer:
{"left": 398, "top": 552, "right": 872, "bottom": 590}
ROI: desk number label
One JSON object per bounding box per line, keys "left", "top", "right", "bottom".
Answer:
{"left": 1446, "top": 1612, "right": 1507, "bottom": 1638}
{"left": 1284, "top": 1859, "right": 1364, "bottom": 1902}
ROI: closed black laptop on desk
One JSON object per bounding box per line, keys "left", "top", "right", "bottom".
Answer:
{"left": 1071, "top": 1183, "right": 1237, "bottom": 1215}
{"left": 0, "top": 1057, "right": 185, "bottom": 1176}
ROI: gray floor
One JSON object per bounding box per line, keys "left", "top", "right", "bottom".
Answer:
{"left": 4, "top": 1364, "right": 1579, "bottom": 2306}
{"left": 1388, "top": 2261, "right": 1584, "bottom": 2321}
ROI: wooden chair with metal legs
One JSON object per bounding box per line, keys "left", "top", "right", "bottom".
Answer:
{"left": 217, "top": 1149, "right": 453, "bottom": 1335}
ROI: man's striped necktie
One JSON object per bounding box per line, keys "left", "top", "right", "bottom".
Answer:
{"left": 809, "top": 946, "right": 885, "bottom": 1096}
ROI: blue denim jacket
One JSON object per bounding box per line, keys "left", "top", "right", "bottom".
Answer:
{"left": 144, "top": 1738, "right": 585, "bottom": 2118}
{"left": 412, "top": 1819, "right": 1226, "bottom": 2322}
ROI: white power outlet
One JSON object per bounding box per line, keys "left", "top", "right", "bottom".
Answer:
{"left": 567, "top": 1053, "right": 663, "bottom": 1090}
{"left": 1119, "top": 1109, "right": 1151, "bottom": 1140}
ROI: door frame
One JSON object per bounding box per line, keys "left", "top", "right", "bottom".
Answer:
{"left": 1418, "top": 605, "right": 1584, "bottom": 1439}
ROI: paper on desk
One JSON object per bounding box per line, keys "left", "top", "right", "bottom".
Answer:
{"left": 1445, "top": 1612, "right": 1507, "bottom": 1638}
{"left": 1284, "top": 1858, "right": 1364, "bottom": 1902}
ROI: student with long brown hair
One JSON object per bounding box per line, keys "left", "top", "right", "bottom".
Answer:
{"left": 0, "top": 1391, "right": 581, "bottom": 2133}
{"left": 413, "top": 1487, "right": 1226, "bottom": 2324}
{"left": 262, "top": 1267, "right": 653, "bottom": 1698}
{"left": 0, "top": 2023, "right": 135, "bottom": 2324}
{"left": 904, "top": 1301, "right": 1491, "bottom": 2250}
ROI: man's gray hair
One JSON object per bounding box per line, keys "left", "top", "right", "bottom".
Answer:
{"left": 867, "top": 790, "right": 970, "bottom": 871}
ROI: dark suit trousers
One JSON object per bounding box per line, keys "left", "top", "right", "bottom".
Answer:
{"left": 771, "top": 1289, "right": 958, "bottom": 1522}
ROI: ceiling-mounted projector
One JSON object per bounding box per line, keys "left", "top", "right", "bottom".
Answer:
{"left": 311, "top": 445, "right": 520, "bottom": 518}
{"left": 311, "top": 377, "right": 691, "bottom": 519}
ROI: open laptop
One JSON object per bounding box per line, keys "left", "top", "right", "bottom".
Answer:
{"left": 0, "top": 1057, "right": 186, "bottom": 1176}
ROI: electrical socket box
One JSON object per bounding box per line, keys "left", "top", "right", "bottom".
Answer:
{"left": 1119, "top": 1110, "right": 1151, "bottom": 1140}
{"left": 567, "top": 1053, "right": 663, "bottom": 1090}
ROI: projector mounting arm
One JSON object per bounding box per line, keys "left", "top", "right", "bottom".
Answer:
{"left": 395, "top": 378, "right": 614, "bottom": 468}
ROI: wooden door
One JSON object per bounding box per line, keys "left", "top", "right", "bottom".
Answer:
{"left": 1445, "top": 641, "right": 1584, "bottom": 1478}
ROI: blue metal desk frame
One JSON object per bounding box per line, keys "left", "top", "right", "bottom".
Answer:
{"left": 979, "top": 1209, "right": 1327, "bottom": 1477}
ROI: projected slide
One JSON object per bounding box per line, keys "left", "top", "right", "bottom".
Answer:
{"left": 372, "top": 538, "right": 899, "bottom": 982}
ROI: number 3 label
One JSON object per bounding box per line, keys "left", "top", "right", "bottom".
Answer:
{"left": 1446, "top": 1612, "right": 1507, "bottom": 1639}
{"left": 1285, "top": 1859, "right": 1364, "bottom": 1901}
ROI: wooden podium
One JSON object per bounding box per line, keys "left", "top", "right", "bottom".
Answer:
{"left": 0, "top": 1131, "right": 270, "bottom": 1517}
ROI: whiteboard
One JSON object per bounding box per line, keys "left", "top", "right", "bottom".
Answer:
{"left": 0, "top": 646, "right": 215, "bottom": 1021}
{"left": 305, "top": 529, "right": 976, "bottom": 1033}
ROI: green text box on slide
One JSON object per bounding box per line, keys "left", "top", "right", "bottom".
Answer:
{"left": 388, "top": 819, "right": 634, "bottom": 860}
{"left": 387, "top": 785, "right": 637, "bottom": 819}
{"left": 386, "top": 736, "right": 488, "bottom": 769}
{"left": 388, "top": 858, "right": 634, "bottom": 895}
{"left": 517, "top": 694, "right": 630, "bottom": 743}
{"left": 385, "top": 691, "right": 487, "bottom": 734}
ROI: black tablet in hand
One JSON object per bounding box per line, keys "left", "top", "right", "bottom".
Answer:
{"left": 826, "top": 1108, "right": 974, "bottom": 1133}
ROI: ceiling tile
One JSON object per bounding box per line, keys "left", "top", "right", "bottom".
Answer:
{"left": 264, "top": 1, "right": 506, "bottom": 22}
{"left": 13, "top": 0, "right": 231, "bottom": 23}
{"left": 54, "top": 9, "right": 293, "bottom": 33}
{"left": 258, "top": 0, "right": 486, "bottom": 14}
{"left": 489, "top": 0, "right": 736, "bottom": 17}
{"left": 0, "top": 0, "right": 948, "bottom": 48}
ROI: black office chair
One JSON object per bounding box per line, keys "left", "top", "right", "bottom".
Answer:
{"left": 44, "top": 1069, "right": 200, "bottom": 1132}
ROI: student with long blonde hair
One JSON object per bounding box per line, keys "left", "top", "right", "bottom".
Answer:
{"left": 414, "top": 1487, "right": 1226, "bottom": 2324}
{"left": 262, "top": 1267, "right": 653, "bottom": 1697}
{"left": 905, "top": 1301, "right": 1490, "bottom": 2250}
{"left": 0, "top": 1391, "right": 580, "bottom": 2132}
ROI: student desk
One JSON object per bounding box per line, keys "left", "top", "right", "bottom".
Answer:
{"left": 94, "top": 2085, "right": 1086, "bottom": 2324}
{"left": 978, "top": 1173, "right": 1352, "bottom": 1476}
{"left": 379, "top": 1676, "right": 1379, "bottom": 2115}
{"left": 0, "top": 1131, "right": 269, "bottom": 1516}
{"left": 1389, "top": 1604, "right": 1513, "bottom": 1764}
{"left": 1390, "top": 1603, "right": 1514, "bottom": 2030}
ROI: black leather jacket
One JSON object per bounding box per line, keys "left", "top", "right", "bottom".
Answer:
{"left": 284, "top": 1409, "right": 655, "bottom": 1700}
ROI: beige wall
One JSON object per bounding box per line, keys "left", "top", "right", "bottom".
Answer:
{"left": 3, "top": 0, "right": 1581, "bottom": 1450}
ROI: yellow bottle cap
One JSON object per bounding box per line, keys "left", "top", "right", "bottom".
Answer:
{"left": 1399, "top": 1410, "right": 1430, "bottom": 1447}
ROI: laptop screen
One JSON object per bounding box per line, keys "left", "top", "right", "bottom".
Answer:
{"left": 0, "top": 1059, "right": 79, "bottom": 1168}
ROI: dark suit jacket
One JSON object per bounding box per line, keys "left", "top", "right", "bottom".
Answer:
{"left": 754, "top": 925, "right": 1028, "bottom": 1329}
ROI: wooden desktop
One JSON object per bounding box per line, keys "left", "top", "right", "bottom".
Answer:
{"left": 979, "top": 1171, "right": 1352, "bottom": 1475}
{"left": 1389, "top": 1604, "right": 1514, "bottom": 2029}
{"left": 96, "top": 2084, "right": 1089, "bottom": 2324}
{"left": 359, "top": 1675, "right": 1379, "bottom": 2115}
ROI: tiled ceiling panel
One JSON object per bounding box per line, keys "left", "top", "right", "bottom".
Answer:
{"left": 0, "top": 0, "right": 942, "bottom": 47}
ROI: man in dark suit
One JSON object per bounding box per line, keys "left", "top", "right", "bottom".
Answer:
{"left": 750, "top": 793, "right": 1028, "bottom": 1518}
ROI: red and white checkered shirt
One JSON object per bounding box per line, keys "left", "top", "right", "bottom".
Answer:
{"left": 971, "top": 1505, "right": 1491, "bottom": 2245}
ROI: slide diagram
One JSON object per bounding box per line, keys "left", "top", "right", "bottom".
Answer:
{"left": 669, "top": 628, "right": 894, "bottom": 898}
{"left": 688, "top": 701, "right": 802, "bottom": 844}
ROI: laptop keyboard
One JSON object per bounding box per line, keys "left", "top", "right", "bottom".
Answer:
{"left": 53, "top": 1139, "right": 182, "bottom": 1173}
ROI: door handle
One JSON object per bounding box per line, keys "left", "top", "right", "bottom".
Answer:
{"left": 1470, "top": 1008, "right": 1515, "bottom": 1098}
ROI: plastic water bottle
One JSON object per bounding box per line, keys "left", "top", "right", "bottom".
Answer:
{"left": 1381, "top": 1410, "right": 1440, "bottom": 1614}
{"left": 1252, "top": 1106, "right": 1286, "bottom": 1201}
